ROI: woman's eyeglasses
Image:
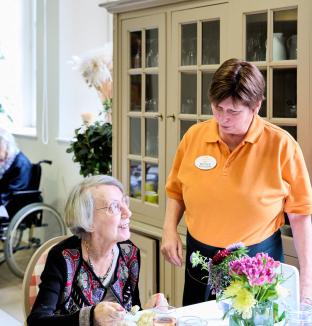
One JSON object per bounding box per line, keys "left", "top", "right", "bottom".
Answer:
{"left": 96, "top": 195, "right": 130, "bottom": 216}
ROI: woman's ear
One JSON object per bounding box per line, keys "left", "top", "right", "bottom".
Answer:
{"left": 253, "top": 100, "right": 262, "bottom": 114}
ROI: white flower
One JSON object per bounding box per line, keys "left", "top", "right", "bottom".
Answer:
{"left": 190, "top": 251, "right": 202, "bottom": 267}
{"left": 276, "top": 283, "right": 290, "bottom": 299}
{"left": 80, "top": 55, "right": 112, "bottom": 88}
{"left": 70, "top": 43, "right": 113, "bottom": 100}
{"left": 80, "top": 112, "right": 95, "bottom": 125}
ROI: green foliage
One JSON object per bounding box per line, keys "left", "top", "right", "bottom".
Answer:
{"left": 66, "top": 103, "right": 112, "bottom": 177}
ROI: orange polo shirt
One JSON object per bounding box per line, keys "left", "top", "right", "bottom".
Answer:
{"left": 166, "top": 115, "right": 312, "bottom": 247}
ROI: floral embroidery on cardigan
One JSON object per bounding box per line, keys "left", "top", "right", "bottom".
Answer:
{"left": 60, "top": 241, "right": 139, "bottom": 314}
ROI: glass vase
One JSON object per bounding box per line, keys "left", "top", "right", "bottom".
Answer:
{"left": 229, "top": 301, "right": 274, "bottom": 326}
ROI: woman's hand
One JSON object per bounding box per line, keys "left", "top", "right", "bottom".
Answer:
{"left": 161, "top": 198, "right": 185, "bottom": 267}
{"left": 144, "top": 293, "right": 168, "bottom": 309}
{"left": 161, "top": 228, "right": 183, "bottom": 267}
{"left": 94, "top": 301, "right": 126, "bottom": 326}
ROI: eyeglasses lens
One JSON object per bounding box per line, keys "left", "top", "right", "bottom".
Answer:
{"left": 107, "top": 196, "right": 130, "bottom": 215}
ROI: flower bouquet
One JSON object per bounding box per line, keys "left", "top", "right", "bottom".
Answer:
{"left": 191, "top": 243, "right": 288, "bottom": 325}
{"left": 67, "top": 43, "right": 113, "bottom": 176}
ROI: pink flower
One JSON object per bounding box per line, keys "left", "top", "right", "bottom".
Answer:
{"left": 229, "top": 253, "right": 280, "bottom": 287}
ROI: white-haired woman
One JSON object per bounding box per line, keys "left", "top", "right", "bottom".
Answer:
{"left": 0, "top": 127, "right": 32, "bottom": 217}
{"left": 28, "top": 175, "right": 167, "bottom": 326}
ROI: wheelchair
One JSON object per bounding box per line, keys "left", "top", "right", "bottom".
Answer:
{"left": 0, "top": 160, "right": 66, "bottom": 278}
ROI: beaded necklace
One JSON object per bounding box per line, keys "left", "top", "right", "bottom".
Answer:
{"left": 84, "top": 240, "right": 114, "bottom": 283}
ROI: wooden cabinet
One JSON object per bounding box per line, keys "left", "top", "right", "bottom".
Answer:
{"left": 102, "top": 0, "right": 311, "bottom": 304}
{"left": 130, "top": 231, "right": 157, "bottom": 305}
{"left": 228, "top": 0, "right": 311, "bottom": 163}
{"left": 166, "top": 249, "right": 186, "bottom": 307}
{"left": 119, "top": 12, "right": 166, "bottom": 229}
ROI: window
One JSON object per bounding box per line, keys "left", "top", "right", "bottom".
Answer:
{"left": 0, "top": 0, "right": 36, "bottom": 132}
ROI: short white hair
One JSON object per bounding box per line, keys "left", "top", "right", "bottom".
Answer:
{"left": 64, "top": 175, "right": 125, "bottom": 237}
{"left": 0, "top": 127, "right": 19, "bottom": 160}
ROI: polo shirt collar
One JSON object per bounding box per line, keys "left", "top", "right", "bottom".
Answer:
{"left": 204, "top": 118, "right": 220, "bottom": 143}
{"left": 204, "top": 115, "right": 264, "bottom": 144}
{"left": 244, "top": 115, "right": 264, "bottom": 143}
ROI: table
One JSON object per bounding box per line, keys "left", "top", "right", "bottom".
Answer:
{"left": 126, "top": 301, "right": 228, "bottom": 325}
{"left": 174, "top": 300, "right": 227, "bottom": 325}
{"left": 0, "top": 309, "right": 22, "bottom": 326}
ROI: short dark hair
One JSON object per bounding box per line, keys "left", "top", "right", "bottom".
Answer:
{"left": 208, "top": 58, "right": 265, "bottom": 108}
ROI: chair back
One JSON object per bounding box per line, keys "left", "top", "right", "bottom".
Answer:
{"left": 28, "top": 160, "right": 52, "bottom": 190}
{"left": 277, "top": 262, "right": 300, "bottom": 310}
{"left": 4, "top": 161, "right": 53, "bottom": 218}
{"left": 22, "top": 235, "right": 68, "bottom": 319}
{"left": 28, "top": 164, "right": 42, "bottom": 190}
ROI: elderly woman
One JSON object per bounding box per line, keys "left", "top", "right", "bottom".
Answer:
{"left": 27, "top": 175, "right": 166, "bottom": 326}
{"left": 0, "top": 127, "right": 32, "bottom": 216}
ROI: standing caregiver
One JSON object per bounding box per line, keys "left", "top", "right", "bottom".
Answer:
{"left": 161, "top": 58, "right": 312, "bottom": 306}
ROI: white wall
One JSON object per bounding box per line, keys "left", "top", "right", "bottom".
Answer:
{"left": 59, "top": 0, "right": 113, "bottom": 140}
{"left": 15, "top": 0, "right": 112, "bottom": 215}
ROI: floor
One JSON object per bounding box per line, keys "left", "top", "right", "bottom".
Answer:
{"left": 0, "top": 258, "right": 24, "bottom": 323}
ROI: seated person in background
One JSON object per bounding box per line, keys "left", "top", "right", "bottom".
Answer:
{"left": 0, "top": 127, "right": 32, "bottom": 217}
{"left": 27, "top": 175, "right": 167, "bottom": 326}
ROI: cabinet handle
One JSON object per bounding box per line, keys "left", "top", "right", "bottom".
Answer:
{"left": 152, "top": 113, "right": 163, "bottom": 121}
{"left": 166, "top": 114, "right": 175, "bottom": 121}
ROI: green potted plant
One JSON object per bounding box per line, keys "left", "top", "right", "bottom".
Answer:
{"left": 66, "top": 100, "right": 112, "bottom": 177}
{"left": 67, "top": 44, "right": 113, "bottom": 177}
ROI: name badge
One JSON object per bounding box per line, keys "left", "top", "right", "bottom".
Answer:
{"left": 194, "top": 155, "right": 217, "bottom": 170}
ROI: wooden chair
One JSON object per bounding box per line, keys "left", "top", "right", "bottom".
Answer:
{"left": 22, "top": 235, "right": 68, "bottom": 320}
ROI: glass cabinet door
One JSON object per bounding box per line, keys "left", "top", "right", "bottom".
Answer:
{"left": 244, "top": 6, "right": 298, "bottom": 139}
{"left": 170, "top": 4, "right": 228, "bottom": 146}
{"left": 121, "top": 14, "right": 166, "bottom": 222}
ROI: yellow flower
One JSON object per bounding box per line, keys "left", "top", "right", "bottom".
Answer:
{"left": 232, "top": 288, "right": 256, "bottom": 319}
{"left": 223, "top": 280, "right": 244, "bottom": 297}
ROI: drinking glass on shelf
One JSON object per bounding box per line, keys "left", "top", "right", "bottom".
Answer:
{"left": 181, "top": 98, "right": 195, "bottom": 114}
{"left": 153, "top": 53, "right": 159, "bottom": 66}
{"left": 145, "top": 98, "right": 158, "bottom": 112}
{"left": 146, "top": 48, "right": 153, "bottom": 67}
{"left": 146, "top": 47, "right": 158, "bottom": 67}
{"left": 186, "top": 49, "right": 196, "bottom": 65}
{"left": 153, "top": 306, "right": 176, "bottom": 326}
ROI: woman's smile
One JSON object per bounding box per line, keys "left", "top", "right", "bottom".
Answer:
{"left": 118, "top": 222, "right": 129, "bottom": 229}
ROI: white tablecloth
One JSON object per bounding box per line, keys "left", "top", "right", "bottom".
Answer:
{"left": 0, "top": 309, "right": 22, "bottom": 326}
{"left": 175, "top": 300, "right": 228, "bottom": 325}
{"left": 126, "top": 301, "right": 228, "bottom": 325}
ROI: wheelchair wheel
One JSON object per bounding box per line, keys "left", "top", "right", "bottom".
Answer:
{"left": 0, "top": 220, "right": 22, "bottom": 265}
{"left": 4, "top": 203, "right": 66, "bottom": 278}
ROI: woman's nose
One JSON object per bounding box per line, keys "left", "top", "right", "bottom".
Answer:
{"left": 121, "top": 205, "right": 132, "bottom": 219}
{"left": 217, "top": 111, "right": 230, "bottom": 123}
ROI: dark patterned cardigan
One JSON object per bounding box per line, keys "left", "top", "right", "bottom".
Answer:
{"left": 27, "top": 236, "right": 141, "bottom": 326}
